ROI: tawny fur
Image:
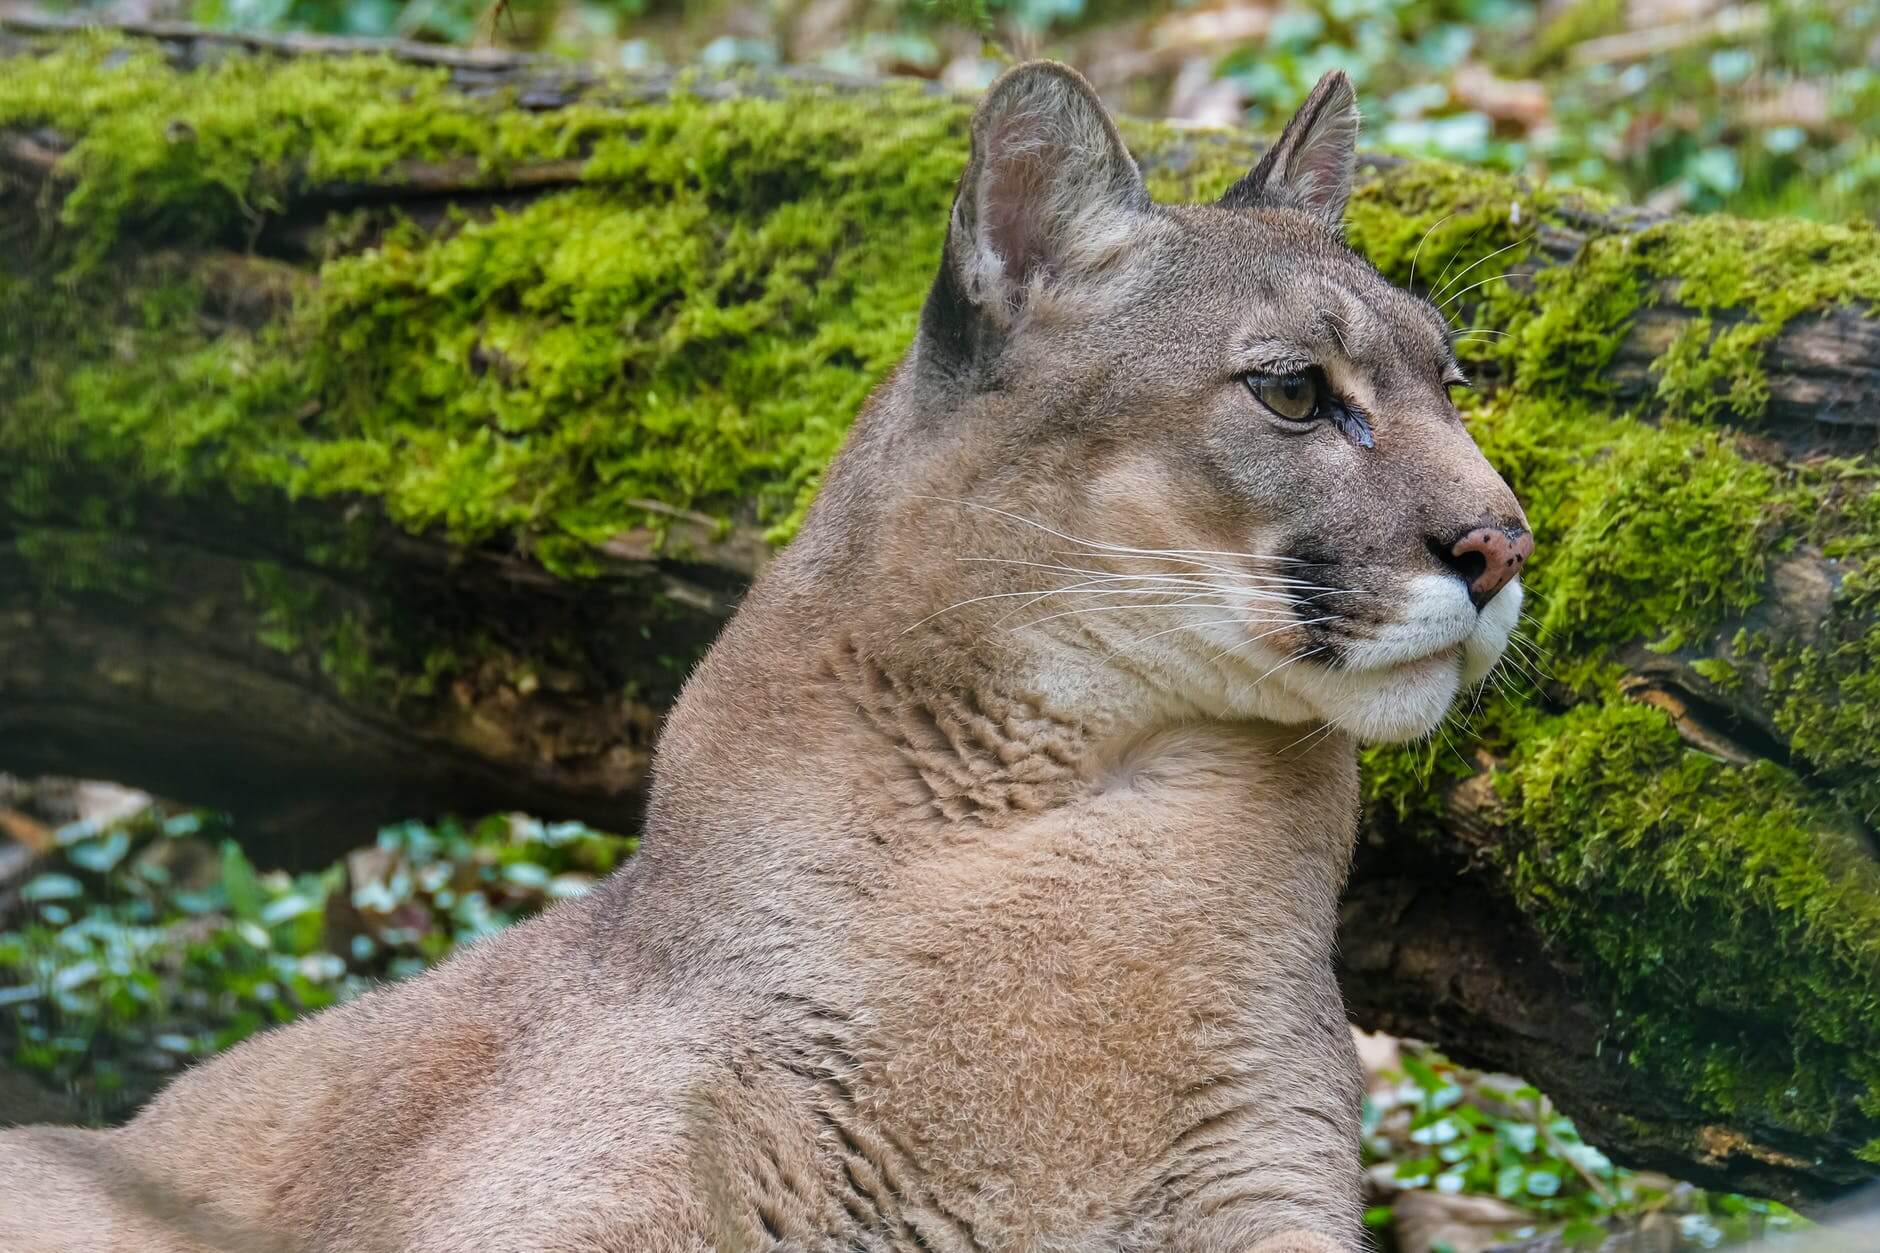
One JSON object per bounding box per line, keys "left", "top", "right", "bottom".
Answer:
{"left": 0, "top": 63, "right": 1529, "bottom": 1253}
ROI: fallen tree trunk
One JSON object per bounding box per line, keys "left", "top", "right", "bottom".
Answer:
{"left": 2, "top": 17, "right": 1877, "bottom": 1205}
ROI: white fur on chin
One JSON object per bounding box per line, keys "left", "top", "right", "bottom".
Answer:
{"left": 1260, "top": 575, "right": 1522, "bottom": 744}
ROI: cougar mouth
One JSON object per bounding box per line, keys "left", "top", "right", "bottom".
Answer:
{"left": 1264, "top": 573, "right": 1523, "bottom": 743}
{"left": 1368, "top": 645, "right": 1461, "bottom": 676}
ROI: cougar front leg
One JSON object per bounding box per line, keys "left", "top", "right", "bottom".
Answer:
{"left": 1155, "top": 988, "right": 1367, "bottom": 1253}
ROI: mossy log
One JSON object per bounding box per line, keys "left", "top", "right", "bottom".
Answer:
{"left": 3, "top": 16, "right": 1879, "bottom": 1206}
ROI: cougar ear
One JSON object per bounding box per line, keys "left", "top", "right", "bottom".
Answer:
{"left": 1218, "top": 70, "right": 1359, "bottom": 228}
{"left": 942, "top": 61, "right": 1149, "bottom": 321}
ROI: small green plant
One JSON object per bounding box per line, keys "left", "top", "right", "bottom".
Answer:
{"left": 1216, "top": 0, "right": 1880, "bottom": 221}
{"left": 1363, "top": 1044, "right": 1807, "bottom": 1247}
{"left": 0, "top": 803, "right": 633, "bottom": 1120}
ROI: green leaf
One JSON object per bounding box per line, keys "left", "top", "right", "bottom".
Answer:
{"left": 1401, "top": 1052, "right": 1445, "bottom": 1094}
{"left": 67, "top": 831, "right": 130, "bottom": 873}
{"left": 1497, "top": 1121, "right": 1539, "bottom": 1154}
{"left": 220, "top": 841, "right": 265, "bottom": 923}
{"left": 21, "top": 874, "right": 85, "bottom": 903}
{"left": 162, "top": 812, "right": 203, "bottom": 837}
{"left": 1525, "top": 1168, "right": 1563, "bottom": 1197}
{"left": 51, "top": 960, "right": 100, "bottom": 993}
{"left": 1562, "top": 1217, "right": 1607, "bottom": 1248}
{"left": 501, "top": 861, "right": 550, "bottom": 889}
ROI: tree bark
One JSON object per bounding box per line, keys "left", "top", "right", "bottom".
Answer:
{"left": 0, "top": 500, "right": 730, "bottom": 863}
{"left": 2, "top": 16, "right": 1877, "bottom": 1206}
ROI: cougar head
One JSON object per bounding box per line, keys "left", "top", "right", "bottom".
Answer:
{"left": 872, "top": 61, "right": 1531, "bottom": 745}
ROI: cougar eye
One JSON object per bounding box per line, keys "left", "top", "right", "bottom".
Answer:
{"left": 1246, "top": 370, "right": 1324, "bottom": 422}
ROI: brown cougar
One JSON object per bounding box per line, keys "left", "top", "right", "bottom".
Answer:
{"left": 0, "top": 62, "right": 1530, "bottom": 1253}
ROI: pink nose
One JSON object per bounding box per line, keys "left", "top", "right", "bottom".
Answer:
{"left": 1448, "top": 526, "right": 1534, "bottom": 609}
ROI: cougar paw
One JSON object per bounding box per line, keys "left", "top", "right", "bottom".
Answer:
{"left": 1247, "top": 1229, "right": 1349, "bottom": 1253}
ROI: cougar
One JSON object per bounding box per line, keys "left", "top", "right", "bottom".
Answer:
{"left": 0, "top": 63, "right": 1531, "bottom": 1253}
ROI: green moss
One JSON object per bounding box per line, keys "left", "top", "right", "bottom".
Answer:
{"left": 1507, "top": 235, "right": 1648, "bottom": 395}
{"left": 1506, "top": 214, "right": 1880, "bottom": 419}
{"left": 12, "top": 526, "right": 161, "bottom": 601}
{"left": 1360, "top": 737, "right": 1477, "bottom": 825}
{"left": 1353, "top": 166, "right": 1880, "bottom": 425}
{"left": 1532, "top": 423, "right": 1792, "bottom": 654}
{"left": 1446, "top": 389, "right": 1796, "bottom": 674}
{"left": 1688, "top": 657, "right": 1741, "bottom": 689}
{"left": 4, "top": 37, "right": 971, "bottom": 556}
{"left": 1753, "top": 566, "right": 1880, "bottom": 823}
{"left": 1, "top": 33, "right": 672, "bottom": 267}
{"left": 1491, "top": 697, "right": 1880, "bottom": 1144}
{"left": 11, "top": 38, "right": 1869, "bottom": 559}
{"left": 284, "top": 173, "right": 945, "bottom": 549}
{"left": 1120, "top": 122, "right": 1257, "bottom": 204}
{"left": 1640, "top": 216, "right": 1880, "bottom": 420}
{"left": 1347, "top": 159, "right": 1555, "bottom": 294}
{"left": 1458, "top": 384, "right": 1880, "bottom": 820}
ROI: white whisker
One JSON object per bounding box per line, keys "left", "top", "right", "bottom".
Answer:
{"left": 1226, "top": 644, "right": 1329, "bottom": 707}
{"left": 1408, "top": 212, "right": 1455, "bottom": 293}
{"left": 901, "top": 580, "right": 1235, "bottom": 636}
{"left": 1501, "top": 632, "right": 1552, "bottom": 683}
{"left": 1104, "top": 615, "right": 1289, "bottom": 658}
{"left": 960, "top": 557, "right": 1320, "bottom": 602}
{"left": 1200, "top": 616, "right": 1342, "bottom": 666}
{"left": 1432, "top": 225, "right": 1486, "bottom": 301}
{"left": 1014, "top": 600, "right": 1295, "bottom": 630}
{"left": 1460, "top": 671, "right": 1489, "bottom": 728}
{"left": 1038, "top": 551, "right": 1342, "bottom": 590}
{"left": 989, "top": 589, "right": 1233, "bottom": 631}
{"left": 1281, "top": 721, "right": 1338, "bottom": 757}
{"left": 1439, "top": 271, "right": 1521, "bottom": 314}
{"left": 1432, "top": 233, "right": 1533, "bottom": 303}
{"left": 914, "top": 496, "right": 1327, "bottom": 579}
{"left": 1434, "top": 717, "right": 1472, "bottom": 773}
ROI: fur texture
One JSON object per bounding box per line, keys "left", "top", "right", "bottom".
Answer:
{"left": 0, "top": 64, "right": 1529, "bottom": 1252}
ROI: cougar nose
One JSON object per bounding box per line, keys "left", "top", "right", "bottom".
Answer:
{"left": 1436, "top": 524, "right": 1534, "bottom": 610}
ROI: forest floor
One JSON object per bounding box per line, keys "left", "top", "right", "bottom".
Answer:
{"left": 12, "top": 0, "right": 1880, "bottom": 224}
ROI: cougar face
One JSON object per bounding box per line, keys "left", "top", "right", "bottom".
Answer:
{"left": 900, "top": 63, "right": 1532, "bottom": 744}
